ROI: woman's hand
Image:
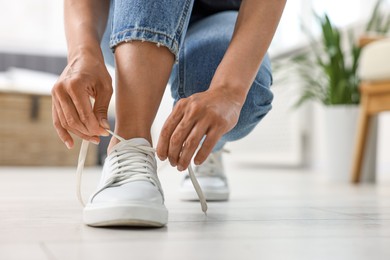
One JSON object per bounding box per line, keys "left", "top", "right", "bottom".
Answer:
{"left": 51, "top": 52, "right": 113, "bottom": 149}
{"left": 157, "top": 87, "right": 243, "bottom": 171}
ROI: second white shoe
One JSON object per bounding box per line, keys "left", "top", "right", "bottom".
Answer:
{"left": 179, "top": 150, "right": 229, "bottom": 201}
{"left": 83, "top": 138, "right": 168, "bottom": 227}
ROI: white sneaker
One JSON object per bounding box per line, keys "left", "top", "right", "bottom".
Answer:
{"left": 179, "top": 150, "right": 229, "bottom": 201}
{"left": 83, "top": 138, "right": 168, "bottom": 227}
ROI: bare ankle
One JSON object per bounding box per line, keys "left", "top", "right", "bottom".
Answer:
{"left": 106, "top": 131, "right": 153, "bottom": 154}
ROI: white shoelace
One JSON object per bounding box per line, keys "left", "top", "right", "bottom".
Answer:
{"left": 183, "top": 149, "right": 229, "bottom": 183}
{"left": 76, "top": 130, "right": 208, "bottom": 214}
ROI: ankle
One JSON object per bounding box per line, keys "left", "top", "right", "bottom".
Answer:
{"left": 107, "top": 131, "right": 153, "bottom": 154}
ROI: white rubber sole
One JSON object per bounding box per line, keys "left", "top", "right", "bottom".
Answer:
{"left": 179, "top": 188, "right": 229, "bottom": 201}
{"left": 83, "top": 202, "right": 168, "bottom": 227}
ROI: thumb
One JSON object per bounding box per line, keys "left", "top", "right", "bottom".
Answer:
{"left": 94, "top": 91, "right": 111, "bottom": 131}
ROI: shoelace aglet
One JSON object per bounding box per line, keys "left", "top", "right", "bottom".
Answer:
{"left": 188, "top": 164, "right": 208, "bottom": 214}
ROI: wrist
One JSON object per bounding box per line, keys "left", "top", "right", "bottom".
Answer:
{"left": 67, "top": 42, "right": 104, "bottom": 62}
{"left": 209, "top": 82, "right": 247, "bottom": 107}
{"left": 210, "top": 72, "right": 249, "bottom": 107}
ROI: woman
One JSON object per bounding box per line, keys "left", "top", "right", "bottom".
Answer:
{"left": 51, "top": 0, "right": 286, "bottom": 227}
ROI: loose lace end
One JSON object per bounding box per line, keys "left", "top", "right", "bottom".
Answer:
{"left": 188, "top": 164, "right": 208, "bottom": 214}
{"left": 76, "top": 139, "right": 89, "bottom": 207}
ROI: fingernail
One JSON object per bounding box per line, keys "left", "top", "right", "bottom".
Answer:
{"left": 177, "top": 165, "right": 184, "bottom": 171}
{"left": 101, "top": 130, "right": 110, "bottom": 137}
{"left": 101, "top": 119, "right": 110, "bottom": 129}
{"left": 65, "top": 141, "right": 71, "bottom": 149}
{"left": 91, "top": 140, "right": 100, "bottom": 145}
{"left": 194, "top": 160, "right": 200, "bottom": 165}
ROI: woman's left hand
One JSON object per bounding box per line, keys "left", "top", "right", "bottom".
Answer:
{"left": 156, "top": 88, "right": 243, "bottom": 171}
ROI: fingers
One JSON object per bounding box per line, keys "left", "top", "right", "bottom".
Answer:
{"left": 156, "top": 100, "right": 185, "bottom": 161}
{"left": 51, "top": 54, "right": 114, "bottom": 145}
{"left": 167, "top": 115, "right": 196, "bottom": 167}
{"left": 157, "top": 87, "right": 242, "bottom": 171}
{"left": 54, "top": 89, "right": 90, "bottom": 136}
{"left": 157, "top": 97, "right": 224, "bottom": 170}
{"left": 176, "top": 123, "right": 208, "bottom": 171}
{"left": 93, "top": 85, "right": 113, "bottom": 133}
{"left": 52, "top": 103, "right": 73, "bottom": 149}
{"left": 52, "top": 101, "right": 100, "bottom": 148}
{"left": 194, "top": 129, "right": 220, "bottom": 165}
{"left": 67, "top": 85, "right": 106, "bottom": 136}
{"left": 52, "top": 86, "right": 101, "bottom": 145}
{"left": 164, "top": 120, "right": 219, "bottom": 171}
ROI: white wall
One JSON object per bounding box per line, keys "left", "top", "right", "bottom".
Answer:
{"left": 0, "top": 0, "right": 385, "bottom": 56}
{"left": 0, "top": 0, "right": 66, "bottom": 55}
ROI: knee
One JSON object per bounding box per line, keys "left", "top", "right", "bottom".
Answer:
{"left": 255, "top": 54, "right": 273, "bottom": 90}
{"left": 186, "top": 11, "right": 238, "bottom": 54}
{"left": 221, "top": 56, "right": 274, "bottom": 142}
{"left": 247, "top": 54, "right": 274, "bottom": 112}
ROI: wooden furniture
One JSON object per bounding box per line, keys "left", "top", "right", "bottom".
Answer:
{"left": 351, "top": 38, "right": 390, "bottom": 183}
{"left": 358, "top": 34, "right": 386, "bottom": 48}
{"left": 0, "top": 92, "right": 97, "bottom": 166}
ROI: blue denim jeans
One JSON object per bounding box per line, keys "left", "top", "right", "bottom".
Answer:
{"left": 101, "top": 0, "right": 273, "bottom": 151}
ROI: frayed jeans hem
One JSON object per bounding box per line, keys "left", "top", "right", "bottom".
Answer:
{"left": 110, "top": 28, "right": 180, "bottom": 62}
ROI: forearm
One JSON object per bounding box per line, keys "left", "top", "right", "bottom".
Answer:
{"left": 64, "top": 0, "right": 110, "bottom": 60}
{"left": 211, "top": 0, "right": 286, "bottom": 105}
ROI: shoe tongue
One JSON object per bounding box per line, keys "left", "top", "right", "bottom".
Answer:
{"left": 123, "top": 137, "right": 151, "bottom": 147}
{"left": 111, "top": 137, "right": 152, "bottom": 152}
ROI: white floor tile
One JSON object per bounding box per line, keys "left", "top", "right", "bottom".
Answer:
{"left": 1, "top": 158, "right": 390, "bottom": 259}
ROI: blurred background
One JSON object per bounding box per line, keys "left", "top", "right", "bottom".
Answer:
{"left": 0, "top": 0, "right": 389, "bottom": 183}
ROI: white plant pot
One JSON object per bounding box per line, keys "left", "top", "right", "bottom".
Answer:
{"left": 314, "top": 104, "right": 377, "bottom": 182}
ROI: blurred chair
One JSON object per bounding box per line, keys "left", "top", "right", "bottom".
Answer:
{"left": 352, "top": 38, "right": 390, "bottom": 183}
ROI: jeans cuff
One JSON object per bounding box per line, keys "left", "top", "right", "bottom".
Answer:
{"left": 110, "top": 28, "right": 180, "bottom": 63}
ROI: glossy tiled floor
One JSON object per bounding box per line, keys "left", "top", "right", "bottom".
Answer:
{"left": 1, "top": 159, "right": 389, "bottom": 260}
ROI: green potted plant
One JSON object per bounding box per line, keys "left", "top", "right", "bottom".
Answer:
{"left": 275, "top": 1, "right": 389, "bottom": 181}
{"left": 290, "top": 0, "right": 389, "bottom": 108}
{"left": 296, "top": 14, "right": 362, "bottom": 181}
{"left": 291, "top": 14, "right": 361, "bottom": 108}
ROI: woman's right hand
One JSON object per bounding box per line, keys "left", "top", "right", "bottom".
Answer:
{"left": 51, "top": 51, "right": 113, "bottom": 149}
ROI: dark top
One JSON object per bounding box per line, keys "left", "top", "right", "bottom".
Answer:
{"left": 193, "top": 0, "right": 241, "bottom": 14}
{"left": 191, "top": 0, "right": 241, "bottom": 23}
